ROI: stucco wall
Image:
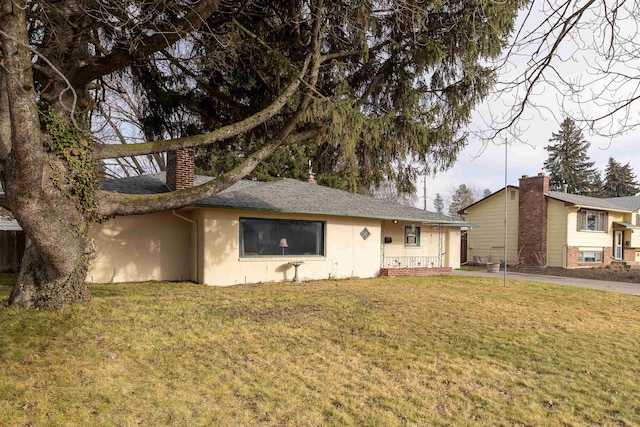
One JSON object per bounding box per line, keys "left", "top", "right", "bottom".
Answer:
{"left": 89, "top": 207, "right": 462, "bottom": 286}
{"left": 465, "top": 188, "right": 519, "bottom": 264}
{"left": 382, "top": 221, "right": 443, "bottom": 258}
{"left": 445, "top": 227, "right": 461, "bottom": 270}
{"left": 88, "top": 210, "right": 194, "bottom": 283}
{"left": 380, "top": 221, "right": 460, "bottom": 269}
{"left": 199, "top": 209, "right": 383, "bottom": 286}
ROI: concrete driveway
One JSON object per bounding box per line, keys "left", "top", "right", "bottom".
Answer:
{"left": 454, "top": 269, "right": 640, "bottom": 296}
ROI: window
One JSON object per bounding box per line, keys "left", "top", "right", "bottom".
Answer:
{"left": 510, "top": 190, "right": 516, "bottom": 200}
{"left": 578, "top": 209, "right": 607, "bottom": 232}
{"left": 404, "top": 226, "right": 420, "bottom": 246}
{"left": 578, "top": 250, "right": 603, "bottom": 263}
{"left": 240, "top": 218, "right": 325, "bottom": 257}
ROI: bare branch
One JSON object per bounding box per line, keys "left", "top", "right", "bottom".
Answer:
{"left": 94, "top": 54, "right": 311, "bottom": 159}
{"left": 71, "top": 0, "right": 222, "bottom": 87}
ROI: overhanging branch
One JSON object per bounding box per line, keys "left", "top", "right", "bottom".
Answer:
{"left": 71, "top": 0, "right": 222, "bottom": 87}
{"left": 97, "top": 128, "right": 320, "bottom": 217}
{"left": 94, "top": 55, "right": 311, "bottom": 160}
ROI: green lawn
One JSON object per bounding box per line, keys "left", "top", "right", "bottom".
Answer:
{"left": 1, "top": 273, "right": 640, "bottom": 426}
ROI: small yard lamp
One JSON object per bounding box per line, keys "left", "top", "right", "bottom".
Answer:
{"left": 279, "top": 238, "right": 288, "bottom": 255}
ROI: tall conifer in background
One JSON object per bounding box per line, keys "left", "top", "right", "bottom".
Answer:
{"left": 449, "top": 185, "right": 475, "bottom": 219}
{"left": 434, "top": 193, "right": 444, "bottom": 215}
{"left": 543, "top": 118, "right": 599, "bottom": 195}
{"left": 603, "top": 157, "right": 640, "bottom": 197}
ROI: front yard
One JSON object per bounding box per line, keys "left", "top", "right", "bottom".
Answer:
{"left": 1, "top": 273, "right": 639, "bottom": 425}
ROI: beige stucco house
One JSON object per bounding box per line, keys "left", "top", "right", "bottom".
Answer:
{"left": 88, "top": 152, "right": 465, "bottom": 286}
{"left": 461, "top": 173, "right": 640, "bottom": 268}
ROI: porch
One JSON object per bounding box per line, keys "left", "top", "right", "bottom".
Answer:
{"left": 379, "top": 256, "right": 452, "bottom": 277}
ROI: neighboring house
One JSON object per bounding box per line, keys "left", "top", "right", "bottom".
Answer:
{"left": 88, "top": 150, "right": 465, "bottom": 286}
{"left": 460, "top": 173, "right": 640, "bottom": 268}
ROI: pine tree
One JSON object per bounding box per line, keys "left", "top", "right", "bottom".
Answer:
{"left": 603, "top": 157, "right": 640, "bottom": 197}
{"left": 543, "top": 118, "right": 600, "bottom": 195}
{"left": 449, "top": 185, "right": 475, "bottom": 219}
{"left": 434, "top": 193, "right": 444, "bottom": 215}
{"left": 587, "top": 171, "right": 605, "bottom": 198}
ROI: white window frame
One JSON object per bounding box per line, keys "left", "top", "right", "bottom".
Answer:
{"left": 578, "top": 250, "right": 603, "bottom": 263}
{"left": 578, "top": 209, "right": 607, "bottom": 232}
{"left": 404, "top": 226, "right": 421, "bottom": 247}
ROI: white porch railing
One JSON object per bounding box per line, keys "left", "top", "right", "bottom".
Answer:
{"left": 382, "top": 256, "right": 442, "bottom": 269}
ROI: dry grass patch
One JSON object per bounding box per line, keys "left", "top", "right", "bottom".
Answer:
{"left": 1, "top": 273, "right": 640, "bottom": 425}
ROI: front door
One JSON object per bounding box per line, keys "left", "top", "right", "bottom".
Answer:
{"left": 614, "top": 230, "right": 624, "bottom": 260}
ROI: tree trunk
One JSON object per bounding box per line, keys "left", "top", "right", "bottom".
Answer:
{"left": 9, "top": 239, "right": 91, "bottom": 308}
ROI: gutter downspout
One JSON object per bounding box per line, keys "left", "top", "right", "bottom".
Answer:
{"left": 172, "top": 209, "right": 198, "bottom": 283}
{"left": 380, "top": 220, "right": 385, "bottom": 273}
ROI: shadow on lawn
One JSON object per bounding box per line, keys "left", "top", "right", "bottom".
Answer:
{"left": 0, "top": 273, "right": 16, "bottom": 300}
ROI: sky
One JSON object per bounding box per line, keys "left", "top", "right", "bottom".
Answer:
{"left": 419, "top": 0, "right": 640, "bottom": 211}
{"left": 421, "top": 122, "right": 640, "bottom": 210}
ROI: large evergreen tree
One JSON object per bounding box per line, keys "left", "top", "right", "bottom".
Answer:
{"left": 587, "top": 171, "right": 606, "bottom": 198}
{"left": 0, "top": 0, "right": 526, "bottom": 307}
{"left": 434, "top": 193, "right": 445, "bottom": 215}
{"left": 543, "top": 118, "right": 599, "bottom": 195}
{"left": 603, "top": 157, "right": 640, "bottom": 197}
{"left": 449, "top": 184, "right": 475, "bottom": 219}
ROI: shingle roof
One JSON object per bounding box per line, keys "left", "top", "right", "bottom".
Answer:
{"left": 102, "top": 173, "right": 465, "bottom": 224}
{"left": 0, "top": 206, "right": 14, "bottom": 221}
{"left": 547, "top": 191, "right": 629, "bottom": 211}
{"left": 603, "top": 196, "right": 640, "bottom": 211}
{"left": 463, "top": 186, "right": 640, "bottom": 214}
{"left": 612, "top": 221, "right": 640, "bottom": 229}
{"left": 0, "top": 220, "right": 21, "bottom": 231}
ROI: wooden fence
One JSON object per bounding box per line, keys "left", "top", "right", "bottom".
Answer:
{"left": 0, "top": 230, "right": 25, "bottom": 273}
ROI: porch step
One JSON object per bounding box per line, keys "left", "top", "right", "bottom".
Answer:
{"left": 611, "top": 260, "right": 640, "bottom": 269}
{"left": 626, "top": 261, "right": 640, "bottom": 269}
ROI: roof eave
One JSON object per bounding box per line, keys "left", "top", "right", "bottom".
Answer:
{"left": 547, "top": 197, "right": 632, "bottom": 213}
{"left": 192, "top": 202, "right": 468, "bottom": 226}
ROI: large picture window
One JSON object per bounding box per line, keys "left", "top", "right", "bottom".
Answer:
{"left": 578, "top": 209, "right": 607, "bottom": 232}
{"left": 240, "top": 218, "right": 325, "bottom": 257}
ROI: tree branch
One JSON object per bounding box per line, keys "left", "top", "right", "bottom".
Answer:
{"left": 97, "top": 128, "right": 320, "bottom": 216}
{"left": 94, "top": 55, "right": 311, "bottom": 159}
{"left": 70, "top": 0, "right": 222, "bottom": 87}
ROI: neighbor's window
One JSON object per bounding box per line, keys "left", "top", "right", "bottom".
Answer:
{"left": 578, "top": 209, "right": 607, "bottom": 232}
{"left": 240, "top": 218, "right": 325, "bottom": 257}
{"left": 404, "top": 226, "right": 420, "bottom": 246}
{"left": 578, "top": 250, "right": 603, "bottom": 263}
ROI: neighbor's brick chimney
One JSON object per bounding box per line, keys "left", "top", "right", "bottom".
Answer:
{"left": 166, "top": 148, "right": 194, "bottom": 191}
{"left": 518, "top": 173, "right": 549, "bottom": 266}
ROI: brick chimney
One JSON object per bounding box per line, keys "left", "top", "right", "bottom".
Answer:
{"left": 518, "top": 173, "right": 549, "bottom": 266}
{"left": 166, "top": 148, "right": 194, "bottom": 191}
